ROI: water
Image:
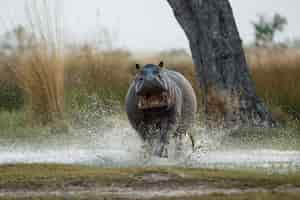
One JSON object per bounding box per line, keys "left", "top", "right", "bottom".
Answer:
{"left": 0, "top": 118, "right": 299, "bottom": 173}
{"left": 188, "top": 149, "right": 300, "bottom": 173}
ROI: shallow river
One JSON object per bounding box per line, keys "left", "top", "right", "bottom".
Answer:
{"left": 0, "top": 122, "right": 299, "bottom": 173}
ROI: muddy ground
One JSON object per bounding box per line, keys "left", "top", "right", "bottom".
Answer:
{"left": 0, "top": 164, "right": 299, "bottom": 200}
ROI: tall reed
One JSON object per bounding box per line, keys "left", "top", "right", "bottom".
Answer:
{"left": 248, "top": 49, "right": 300, "bottom": 121}
{"left": 65, "top": 46, "right": 133, "bottom": 106}
{"left": 13, "top": 0, "right": 65, "bottom": 125}
{"left": 15, "top": 47, "right": 64, "bottom": 124}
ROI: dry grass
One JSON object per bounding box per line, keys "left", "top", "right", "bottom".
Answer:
{"left": 2, "top": 41, "right": 300, "bottom": 127}
{"left": 0, "top": 164, "right": 300, "bottom": 199}
{"left": 2, "top": 46, "right": 300, "bottom": 127}
{"left": 136, "top": 49, "right": 300, "bottom": 123}
{"left": 0, "top": 2, "right": 297, "bottom": 128}
{"left": 1, "top": 2, "right": 299, "bottom": 128}
{"left": 65, "top": 47, "right": 133, "bottom": 101}
{"left": 14, "top": 46, "right": 64, "bottom": 125}
{"left": 248, "top": 48, "right": 300, "bottom": 122}
{"left": 1, "top": 164, "right": 300, "bottom": 191}
{"left": 3, "top": 0, "right": 65, "bottom": 125}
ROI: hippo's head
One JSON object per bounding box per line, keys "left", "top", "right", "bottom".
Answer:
{"left": 134, "top": 62, "right": 171, "bottom": 110}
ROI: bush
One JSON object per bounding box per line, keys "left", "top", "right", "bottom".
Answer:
{"left": 0, "top": 82, "right": 24, "bottom": 111}
{"left": 0, "top": 66, "right": 25, "bottom": 111}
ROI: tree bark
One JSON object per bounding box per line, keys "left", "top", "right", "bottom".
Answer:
{"left": 167, "top": 0, "right": 275, "bottom": 128}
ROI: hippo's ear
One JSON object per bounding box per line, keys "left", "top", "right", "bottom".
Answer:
{"left": 136, "top": 64, "right": 140, "bottom": 70}
{"left": 159, "top": 61, "right": 164, "bottom": 68}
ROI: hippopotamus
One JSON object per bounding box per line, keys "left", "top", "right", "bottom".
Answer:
{"left": 125, "top": 62, "right": 197, "bottom": 158}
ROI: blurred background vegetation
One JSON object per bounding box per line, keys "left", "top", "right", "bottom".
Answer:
{"left": 0, "top": 6, "right": 299, "bottom": 135}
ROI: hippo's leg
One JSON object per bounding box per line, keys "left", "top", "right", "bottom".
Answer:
{"left": 153, "top": 120, "right": 169, "bottom": 158}
{"left": 153, "top": 117, "right": 177, "bottom": 158}
{"left": 153, "top": 142, "right": 168, "bottom": 158}
{"left": 140, "top": 142, "right": 152, "bottom": 161}
{"left": 174, "top": 127, "right": 185, "bottom": 159}
{"left": 136, "top": 122, "right": 152, "bottom": 159}
{"left": 189, "top": 131, "right": 196, "bottom": 151}
{"left": 136, "top": 122, "right": 146, "bottom": 141}
{"left": 175, "top": 134, "right": 183, "bottom": 158}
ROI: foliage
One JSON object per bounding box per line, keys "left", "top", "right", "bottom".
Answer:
{"left": 64, "top": 46, "right": 133, "bottom": 105}
{"left": 0, "top": 164, "right": 300, "bottom": 190}
{"left": 14, "top": 49, "right": 65, "bottom": 125}
{"left": 0, "top": 7, "right": 298, "bottom": 130}
{"left": 0, "top": 66, "right": 25, "bottom": 111}
{"left": 0, "top": 25, "right": 36, "bottom": 56}
{"left": 1, "top": 45, "right": 300, "bottom": 130}
{"left": 252, "top": 13, "right": 287, "bottom": 47}
{"left": 247, "top": 49, "right": 300, "bottom": 122}
{"left": 0, "top": 82, "right": 24, "bottom": 112}
{"left": 0, "top": 1, "right": 65, "bottom": 126}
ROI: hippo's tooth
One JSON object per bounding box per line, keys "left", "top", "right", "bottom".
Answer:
{"left": 138, "top": 101, "right": 142, "bottom": 108}
{"left": 138, "top": 97, "right": 147, "bottom": 108}
{"left": 167, "top": 97, "right": 171, "bottom": 105}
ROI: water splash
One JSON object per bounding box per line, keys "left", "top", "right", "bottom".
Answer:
{"left": 0, "top": 115, "right": 299, "bottom": 173}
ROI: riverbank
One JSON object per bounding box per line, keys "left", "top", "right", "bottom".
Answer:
{"left": 0, "top": 164, "right": 299, "bottom": 199}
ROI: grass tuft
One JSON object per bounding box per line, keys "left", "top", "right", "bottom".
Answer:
{"left": 15, "top": 47, "right": 64, "bottom": 125}
{"left": 7, "top": 0, "right": 65, "bottom": 125}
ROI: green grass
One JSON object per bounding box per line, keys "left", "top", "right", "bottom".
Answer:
{"left": 1, "top": 193, "right": 300, "bottom": 200}
{"left": 0, "top": 110, "right": 27, "bottom": 130}
{"left": 146, "top": 193, "right": 300, "bottom": 200}
{"left": 0, "top": 164, "right": 299, "bottom": 190}
{"left": 1, "top": 42, "right": 300, "bottom": 132}
{"left": 0, "top": 164, "right": 299, "bottom": 199}
{"left": 224, "top": 126, "right": 300, "bottom": 150}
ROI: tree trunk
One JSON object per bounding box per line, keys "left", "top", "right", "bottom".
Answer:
{"left": 167, "top": 0, "right": 275, "bottom": 128}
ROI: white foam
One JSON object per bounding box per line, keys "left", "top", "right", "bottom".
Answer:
{"left": 188, "top": 149, "right": 300, "bottom": 170}
{"left": 0, "top": 121, "right": 299, "bottom": 172}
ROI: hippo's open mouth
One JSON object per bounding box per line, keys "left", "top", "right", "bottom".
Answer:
{"left": 138, "top": 92, "right": 170, "bottom": 110}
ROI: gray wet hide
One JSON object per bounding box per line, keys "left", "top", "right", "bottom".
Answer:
{"left": 125, "top": 63, "right": 197, "bottom": 158}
